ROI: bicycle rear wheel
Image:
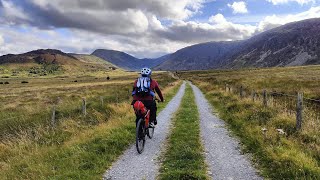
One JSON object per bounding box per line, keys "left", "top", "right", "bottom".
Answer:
{"left": 136, "top": 118, "right": 145, "bottom": 154}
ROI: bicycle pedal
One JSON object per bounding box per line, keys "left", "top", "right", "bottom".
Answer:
{"left": 149, "top": 123, "right": 155, "bottom": 128}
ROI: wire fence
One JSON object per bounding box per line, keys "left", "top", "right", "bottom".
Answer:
{"left": 0, "top": 88, "right": 133, "bottom": 140}
{"left": 224, "top": 83, "right": 320, "bottom": 132}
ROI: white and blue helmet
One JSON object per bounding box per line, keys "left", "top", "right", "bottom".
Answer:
{"left": 141, "top": 67, "right": 152, "bottom": 77}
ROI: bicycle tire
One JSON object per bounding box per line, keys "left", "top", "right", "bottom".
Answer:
{"left": 147, "top": 126, "right": 154, "bottom": 139}
{"left": 136, "top": 118, "right": 145, "bottom": 154}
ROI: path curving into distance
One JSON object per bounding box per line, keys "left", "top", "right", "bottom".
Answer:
{"left": 190, "top": 82, "right": 262, "bottom": 180}
{"left": 103, "top": 82, "right": 186, "bottom": 180}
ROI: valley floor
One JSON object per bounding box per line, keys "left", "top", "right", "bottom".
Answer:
{"left": 2, "top": 67, "right": 319, "bottom": 179}
{"left": 103, "top": 82, "right": 261, "bottom": 180}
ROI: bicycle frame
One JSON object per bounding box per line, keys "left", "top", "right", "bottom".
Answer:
{"left": 144, "top": 110, "right": 150, "bottom": 128}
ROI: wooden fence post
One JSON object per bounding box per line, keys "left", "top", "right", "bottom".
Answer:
{"left": 51, "top": 105, "right": 56, "bottom": 127}
{"left": 296, "top": 92, "right": 303, "bottom": 130}
{"left": 100, "top": 96, "right": 104, "bottom": 107}
{"left": 240, "top": 86, "right": 243, "bottom": 98}
{"left": 252, "top": 91, "right": 256, "bottom": 102}
{"left": 263, "top": 90, "right": 267, "bottom": 107}
{"left": 128, "top": 89, "right": 131, "bottom": 100}
{"left": 82, "top": 98, "right": 87, "bottom": 116}
{"left": 115, "top": 92, "right": 119, "bottom": 103}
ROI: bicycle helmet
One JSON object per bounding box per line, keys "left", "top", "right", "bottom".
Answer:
{"left": 141, "top": 67, "right": 152, "bottom": 77}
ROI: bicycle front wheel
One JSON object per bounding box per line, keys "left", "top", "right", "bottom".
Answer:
{"left": 147, "top": 126, "right": 154, "bottom": 139}
{"left": 136, "top": 118, "right": 145, "bottom": 154}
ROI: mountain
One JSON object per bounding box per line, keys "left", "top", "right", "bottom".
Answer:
{"left": 225, "top": 18, "right": 320, "bottom": 68}
{"left": 0, "top": 49, "right": 79, "bottom": 65}
{"left": 155, "top": 18, "right": 320, "bottom": 70}
{"left": 71, "top": 54, "right": 118, "bottom": 70}
{"left": 1, "top": 18, "right": 319, "bottom": 72}
{"left": 0, "top": 49, "right": 120, "bottom": 76}
{"left": 91, "top": 49, "right": 168, "bottom": 70}
{"left": 155, "top": 41, "right": 242, "bottom": 71}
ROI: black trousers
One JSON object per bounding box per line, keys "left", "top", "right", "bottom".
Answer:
{"left": 132, "top": 100, "right": 157, "bottom": 123}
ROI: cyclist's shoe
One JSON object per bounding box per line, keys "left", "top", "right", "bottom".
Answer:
{"left": 149, "top": 122, "right": 155, "bottom": 128}
{"left": 154, "top": 119, "right": 157, "bottom": 125}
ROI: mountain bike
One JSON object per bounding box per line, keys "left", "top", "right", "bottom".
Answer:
{"left": 133, "top": 101, "right": 156, "bottom": 154}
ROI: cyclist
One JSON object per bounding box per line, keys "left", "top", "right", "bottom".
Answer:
{"left": 132, "top": 67, "right": 164, "bottom": 127}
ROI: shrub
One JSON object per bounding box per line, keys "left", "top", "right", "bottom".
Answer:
{"left": 4, "top": 82, "right": 9, "bottom": 84}
{"left": 21, "top": 81, "right": 29, "bottom": 84}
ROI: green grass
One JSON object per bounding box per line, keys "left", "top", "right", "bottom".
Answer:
{"left": 158, "top": 83, "right": 208, "bottom": 180}
{"left": 194, "top": 82, "right": 320, "bottom": 179}
{"left": 2, "top": 116, "right": 135, "bottom": 179}
{"left": 180, "top": 65, "right": 320, "bottom": 99}
{"left": 0, "top": 74, "right": 181, "bottom": 179}
{"left": 0, "top": 72, "right": 176, "bottom": 139}
{"left": 180, "top": 65, "right": 320, "bottom": 179}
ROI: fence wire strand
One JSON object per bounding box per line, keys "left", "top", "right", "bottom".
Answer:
{"left": 224, "top": 83, "right": 320, "bottom": 132}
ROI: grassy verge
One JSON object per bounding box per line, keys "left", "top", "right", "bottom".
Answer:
{"left": 0, "top": 72, "right": 175, "bottom": 139}
{"left": 194, "top": 81, "right": 320, "bottom": 179}
{"left": 0, "top": 79, "right": 182, "bottom": 179}
{"left": 158, "top": 83, "right": 208, "bottom": 180}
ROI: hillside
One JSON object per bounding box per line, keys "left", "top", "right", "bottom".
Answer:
{"left": 156, "top": 41, "right": 242, "bottom": 70}
{"left": 0, "top": 49, "right": 79, "bottom": 65}
{"left": 71, "top": 54, "right": 118, "bottom": 70}
{"left": 155, "top": 18, "right": 320, "bottom": 70}
{"left": 91, "top": 49, "right": 168, "bottom": 70}
{"left": 226, "top": 18, "right": 320, "bottom": 68}
{"left": 0, "top": 49, "right": 119, "bottom": 77}
{"left": 1, "top": 18, "right": 319, "bottom": 72}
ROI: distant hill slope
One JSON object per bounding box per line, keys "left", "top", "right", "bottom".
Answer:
{"left": 1, "top": 18, "right": 319, "bottom": 72}
{"left": 71, "top": 54, "right": 119, "bottom": 70}
{"left": 155, "top": 18, "right": 320, "bottom": 70}
{"left": 91, "top": 49, "right": 168, "bottom": 70}
{"left": 0, "top": 49, "right": 79, "bottom": 65}
{"left": 155, "top": 41, "right": 242, "bottom": 71}
{"left": 0, "top": 49, "right": 120, "bottom": 76}
{"left": 225, "top": 18, "right": 320, "bottom": 68}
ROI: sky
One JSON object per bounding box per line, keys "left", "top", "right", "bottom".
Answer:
{"left": 0, "top": 0, "right": 320, "bottom": 58}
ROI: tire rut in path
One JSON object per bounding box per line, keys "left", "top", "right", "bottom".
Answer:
{"left": 190, "top": 82, "right": 262, "bottom": 180}
{"left": 103, "top": 82, "right": 186, "bottom": 180}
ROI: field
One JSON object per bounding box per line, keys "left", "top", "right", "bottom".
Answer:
{"left": 1, "top": 63, "right": 320, "bottom": 179}
{"left": 0, "top": 70, "right": 179, "bottom": 179}
{"left": 180, "top": 65, "right": 320, "bottom": 179}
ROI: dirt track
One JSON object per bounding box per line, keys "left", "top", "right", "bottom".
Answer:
{"left": 103, "top": 82, "right": 186, "bottom": 180}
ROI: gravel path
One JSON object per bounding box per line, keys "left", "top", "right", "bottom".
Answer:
{"left": 190, "top": 83, "right": 262, "bottom": 180}
{"left": 103, "top": 82, "right": 186, "bottom": 180}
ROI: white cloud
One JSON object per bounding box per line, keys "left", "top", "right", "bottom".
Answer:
{"left": 0, "top": 0, "right": 206, "bottom": 36}
{"left": 0, "top": 25, "right": 186, "bottom": 58}
{"left": 0, "top": 34, "right": 4, "bottom": 45}
{"left": 1, "top": 0, "right": 30, "bottom": 24}
{"left": 266, "top": 0, "right": 315, "bottom": 5}
{"left": 159, "top": 14, "right": 256, "bottom": 43}
{"left": 228, "top": 1, "right": 248, "bottom": 14}
{"left": 209, "top": 13, "right": 228, "bottom": 24}
{"left": 0, "top": 0, "right": 320, "bottom": 58}
{"left": 258, "top": 6, "right": 320, "bottom": 31}
{"left": 29, "top": 0, "right": 205, "bottom": 21}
